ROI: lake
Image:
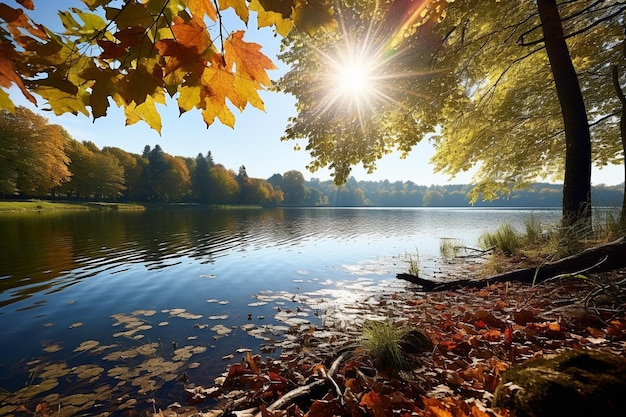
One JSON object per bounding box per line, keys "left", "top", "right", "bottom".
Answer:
{"left": 0, "top": 207, "right": 561, "bottom": 415}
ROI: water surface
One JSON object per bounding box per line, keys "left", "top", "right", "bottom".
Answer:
{"left": 0, "top": 207, "right": 561, "bottom": 414}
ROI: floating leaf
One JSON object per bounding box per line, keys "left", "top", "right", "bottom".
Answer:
{"left": 42, "top": 343, "right": 63, "bottom": 353}
{"left": 74, "top": 340, "right": 99, "bottom": 352}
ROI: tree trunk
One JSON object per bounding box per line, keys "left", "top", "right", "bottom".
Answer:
{"left": 611, "top": 65, "right": 626, "bottom": 226}
{"left": 537, "top": 0, "right": 592, "bottom": 227}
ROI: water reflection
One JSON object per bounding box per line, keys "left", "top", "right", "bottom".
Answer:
{"left": 0, "top": 207, "right": 563, "bottom": 311}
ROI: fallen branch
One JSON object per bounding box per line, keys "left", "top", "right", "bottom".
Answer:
{"left": 254, "top": 351, "right": 351, "bottom": 417}
{"left": 398, "top": 237, "right": 626, "bottom": 292}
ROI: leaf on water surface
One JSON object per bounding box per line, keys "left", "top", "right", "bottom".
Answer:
{"left": 248, "top": 302, "right": 268, "bottom": 307}
{"left": 211, "top": 324, "right": 232, "bottom": 335}
{"left": 208, "top": 315, "right": 229, "bottom": 320}
{"left": 42, "top": 343, "right": 63, "bottom": 353}
{"left": 69, "top": 322, "right": 83, "bottom": 329}
{"left": 200, "top": 274, "right": 217, "bottom": 279}
{"left": 38, "top": 363, "right": 69, "bottom": 379}
{"left": 159, "top": 321, "right": 169, "bottom": 326}
{"left": 74, "top": 340, "right": 99, "bottom": 352}
{"left": 73, "top": 364, "right": 104, "bottom": 380}
{"left": 131, "top": 309, "right": 157, "bottom": 317}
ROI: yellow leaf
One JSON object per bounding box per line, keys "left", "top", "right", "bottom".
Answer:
{"left": 0, "top": 88, "right": 15, "bottom": 112}
{"left": 202, "top": 95, "right": 235, "bottom": 128}
{"left": 178, "top": 84, "right": 201, "bottom": 113}
{"left": 250, "top": 0, "right": 293, "bottom": 36}
{"left": 218, "top": 0, "right": 248, "bottom": 24}
{"left": 186, "top": 0, "right": 217, "bottom": 22}
{"left": 124, "top": 94, "right": 163, "bottom": 133}
{"left": 233, "top": 76, "right": 264, "bottom": 111}
{"left": 34, "top": 85, "right": 89, "bottom": 116}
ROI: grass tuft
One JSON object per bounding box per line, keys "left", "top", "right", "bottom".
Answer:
{"left": 361, "top": 320, "right": 409, "bottom": 371}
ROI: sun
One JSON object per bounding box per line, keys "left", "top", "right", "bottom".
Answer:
{"left": 336, "top": 59, "right": 373, "bottom": 98}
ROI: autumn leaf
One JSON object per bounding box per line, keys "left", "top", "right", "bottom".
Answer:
{"left": 0, "top": 3, "right": 46, "bottom": 40}
{"left": 360, "top": 390, "right": 387, "bottom": 417}
{"left": 186, "top": 0, "right": 217, "bottom": 22}
{"left": 124, "top": 93, "right": 164, "bottom": 133}
{"left": 17, "top": 0, "right": 34, "bottom": 10}
{"left": 219, "top": 0, "right": 249, "bottom": 24}
{"left": 0, "top": 42, "right": 36, "bottom": 106}
{"left": 224, "top": 30, "right": 276, "bottom": 86}
{"left": 250, "top": 0, "right": 293, "bottom": 36}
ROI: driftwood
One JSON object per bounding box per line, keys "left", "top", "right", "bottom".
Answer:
{"left": 398, "top": 237, "right": 626, "bottom": 292}
{"left": 253, "top": 351, "right": 351, "bottom": 417}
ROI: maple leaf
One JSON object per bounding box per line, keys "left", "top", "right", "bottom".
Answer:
{"left": 224, "top": 31, "right": 276, "bottom": 86}
{"left": 79, "top": 65, "right": 122, "bottom": 118}
{"left": 0, "top": 3, "right": 46, "bottom": 41}
{"left": 35, "top": 84, "right": 89, "bottom": 116}
{"left": 359, "top": 390, "right": 387, "bottom": 417}
{"left": 17, "top": 0, "right": 34, "bottom": 11}
{"left": 0, "top": 86, "right": 14, "bottom": 111}
{"left": 202, "top": 94, "right": 235, "bottom": 127}
{"left": 219, "top": 0, "right": 249, "bottom": 24}
{"left": 186, "top": 0, "right": 217, "bottom": 22}
{"left": 124, "top": 93, "right": 164, "bottom": 133}
{"left": 250, "top": 0, "right": 293, "bottom": 37}
{"left": 0, "top": 40, "right": 36, "bottom": 106}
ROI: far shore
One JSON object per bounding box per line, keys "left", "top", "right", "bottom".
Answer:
{"left": 0, "top": 200, "right": 146, "bottom": 213}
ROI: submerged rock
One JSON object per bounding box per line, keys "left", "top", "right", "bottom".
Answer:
{"left": 493, "top": 349, "right": 626, "bottom": 417}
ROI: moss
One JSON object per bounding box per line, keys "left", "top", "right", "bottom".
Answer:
{"left": 493, "top": 350, "right": 626, "bottom": 417}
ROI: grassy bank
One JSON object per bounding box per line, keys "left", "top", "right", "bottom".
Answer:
{"left": 0, "top": 200, "right": 145, "bottom": 212}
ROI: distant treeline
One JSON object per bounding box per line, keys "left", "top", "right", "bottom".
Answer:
{"left": 1, "top": 108, "right": 623, "bottom": 207}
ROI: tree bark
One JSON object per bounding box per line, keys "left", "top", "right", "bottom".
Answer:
{"left": 611, "top": 65, "right": 626, "bottom": 226}
{"left": 537, "top": 0, "right": 592, "bottom": 227}
{"left": 398, "top": 237, "right": 626, "bottom": 292}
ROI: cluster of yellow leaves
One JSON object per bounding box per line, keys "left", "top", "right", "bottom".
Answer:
{"left": 0, "top": 0, "right": 336, "bottom": 131}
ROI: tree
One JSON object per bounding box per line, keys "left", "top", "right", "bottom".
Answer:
{"left": 429, "top": 0, "right": 624, "bottom": 225}
{"left": 281, "top": 170, "right": 306, "bottom": 205}
{"left": 210, "top": 164, "right": 239, "bottom": 204}
{"left": 0, "top": 106, "right": 70, "bottom": 195}
{"left": 278, "top": 0, "right": 624, "bottom": 225}
{"left": 59, "top": 140, "right": 125, "bottom": 199}
{"left": 192, "top": 152, "right": 212, "bottom": 203}
{"left": 537, "top": 0, "right": 591, "bottom": 225}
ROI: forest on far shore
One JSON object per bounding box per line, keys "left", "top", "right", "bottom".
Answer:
{"left": 1, "top": 107, "right": 623, "bottom": 209}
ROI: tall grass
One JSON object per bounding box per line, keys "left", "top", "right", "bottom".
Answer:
{"left": 404, "top": 249, "right": 420, "bottom": 276}
{"left": 479, "top": 222, "right": 524, "bottom": 254}
{"left": 480, "top": 210, "right": 624, "bottom": 259}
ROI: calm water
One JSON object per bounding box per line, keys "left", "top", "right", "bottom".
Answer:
{"left": 0, "top": 207, "right": 560, "bottom": 415}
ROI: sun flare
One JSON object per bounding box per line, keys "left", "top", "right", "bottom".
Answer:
{"left": 336, "top": 59, "right": 373, "bottom": 98}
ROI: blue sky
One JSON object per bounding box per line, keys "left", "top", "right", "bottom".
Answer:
{"left": 6, "top": 1, "right": 624, "bottom": 186}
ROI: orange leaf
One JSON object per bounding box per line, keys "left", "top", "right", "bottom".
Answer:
{"left": 0, "top": 3, "right": 46, "bottom": 40}
{"left": 246, "top": 351, "right": 260, "bottom": 374}
{"left": 360, "top": 391, "right": 387, "bottom": 417}
{"left": 17, "top": 0, "right": 34, "bottom": 10}
{"left": 224, "top": 30, "right": 276, "bottom": 85}
{"left": 548, "top": 321, "right": 560, "bottom": 332}
{"left": 0, "top": 43, "right": 36, "bottom": 105}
